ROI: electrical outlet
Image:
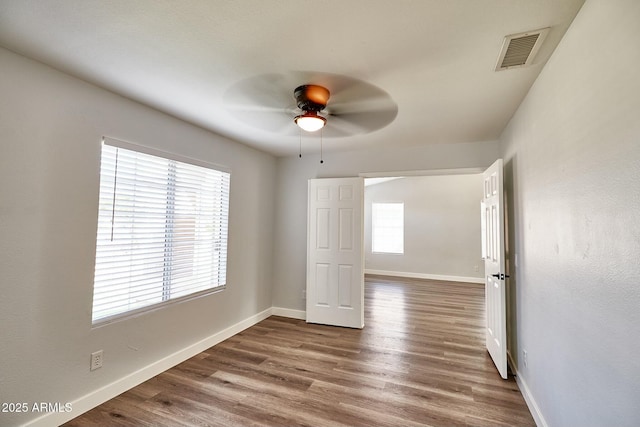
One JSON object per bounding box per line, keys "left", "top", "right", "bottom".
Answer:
{"left": 90, "top": 350, "right": 103, "bottom": 371}
{"left": 522, "top": 350, "right": 528, "bottom": 368}
{"left": 474, "top": 265, "right": 479, "bottom": 272}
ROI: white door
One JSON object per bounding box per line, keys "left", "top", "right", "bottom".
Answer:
{"left": 482, "top": 159, "right": 508, "bottom": 379}
{"left": 307, "top": 177, "right": 364, "bottom": 328}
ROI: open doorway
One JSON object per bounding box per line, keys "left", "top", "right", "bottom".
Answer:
{"left": 305, "top": 169, "right": 508, "bottom": 378}
{"left": 363, "top": 173, "right": 485, "bottom": 282}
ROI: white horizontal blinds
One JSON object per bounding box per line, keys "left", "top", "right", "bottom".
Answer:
{"left": 372, "top": 202, "right": 404, "bottom": 254}
{"left": 92, "top": 141, "right": 230, "bottom": 323}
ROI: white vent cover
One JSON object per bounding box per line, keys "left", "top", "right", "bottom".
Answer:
{"left": 495, "top": 28, "right": 550, "bottom": 71}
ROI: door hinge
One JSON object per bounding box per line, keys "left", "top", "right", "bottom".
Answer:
{"left": 491, "top": 273, "right": 510, "bottom": 280}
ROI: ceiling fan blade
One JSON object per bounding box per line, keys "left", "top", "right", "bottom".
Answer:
{"left": 225, "top": 104, "right": 293, "bottom": 114}
{"left": 224, "top": 73, "right": 296, "bottom": 111}
{"left": 328, "top": 108, "right": 398, "bottom": 135}
{"left": 308, "top": 72, "right": 398, "bottom": 135}
{"left": 322, "top": 115, "right": 367, "bottom": 137}
{"left": 327, "top": 95, "right": 398, "bottom": 115}
{"left": 227, "top": 109, "right": 294, "bottom": 133}
{"left": 223, "top": 73, "right": 298, "bottom": 132}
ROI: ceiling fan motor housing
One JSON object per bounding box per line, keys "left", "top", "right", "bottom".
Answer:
{"left": 294, "top": 84, "right": 330, "bottom": 112}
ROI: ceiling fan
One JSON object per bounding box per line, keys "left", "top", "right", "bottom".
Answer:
{"left": 223, "top": 72, "right": 398, "bottom": 139}
{"left": 293, "top": 84, "right": 330, "bottom": 132}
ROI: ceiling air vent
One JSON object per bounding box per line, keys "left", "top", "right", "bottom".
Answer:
{"left": 495, "top": 28, "right": 550, "bottom": 71}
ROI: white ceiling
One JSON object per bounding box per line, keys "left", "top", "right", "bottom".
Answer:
{"left": 0, "top": 0, "right": 584, "bottom": 157}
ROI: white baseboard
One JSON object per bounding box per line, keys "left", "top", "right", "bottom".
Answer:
{"left": 272, "top": 306, "right": 306, "bottom": 320}
{"left": 25, "top": 307, "right": 273, "bottom": 427}
{"left": 365, "top": 269, "right": 484, "bottom": 284}
{"left": 508, "top": 351, "right": 547, "bottom": 427}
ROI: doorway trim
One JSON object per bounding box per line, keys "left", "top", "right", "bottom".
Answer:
{"left": 359, "top": 167, "right": 485, "bottom": 178}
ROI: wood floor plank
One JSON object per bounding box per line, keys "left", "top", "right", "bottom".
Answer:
{"left": 63, "top": 275, "right": 535, "bottom": 426}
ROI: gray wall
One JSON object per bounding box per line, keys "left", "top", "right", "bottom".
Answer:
{"left": 272, "top": 142, "right": 499, "bottom": 312}
{"left": 364, "top": 175, "right": 484, "bottom": 280}
{"left": 500, "top": 0, "right": 640, "bottom": 425}
{"left": 0, "top": 47, "right": 276, "bottom": 426}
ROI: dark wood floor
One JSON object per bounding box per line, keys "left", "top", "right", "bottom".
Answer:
{"left": 64, "top": 275, "right": 535, "bottom": 426}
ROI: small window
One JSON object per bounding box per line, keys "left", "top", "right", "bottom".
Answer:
{"left": 91, "top": 138, "right": 230, "bottom": 324}
{"left": 372, "top": 202, "right": 404, "bottom": 254}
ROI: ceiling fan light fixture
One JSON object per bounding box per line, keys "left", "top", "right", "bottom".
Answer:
{"left": 294, "top": 111, "right": 326, "bottom": 132}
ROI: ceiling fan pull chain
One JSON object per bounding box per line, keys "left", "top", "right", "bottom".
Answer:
{"left": 299, "top": 128, "right": 302, "bottom": 158}
{"left": 320, "top": 128, "right": 324, "bottom": 164}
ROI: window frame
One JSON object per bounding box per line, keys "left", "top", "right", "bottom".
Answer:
{"left": 371, "top": 202, "right": 405, "bottom": 255}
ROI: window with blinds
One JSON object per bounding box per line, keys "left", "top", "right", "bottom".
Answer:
{"left": 372, "top": 202, "right": 404, "bottom": 254}
{"left": 92, "top": 138, "right": 230, "bottom": 324}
